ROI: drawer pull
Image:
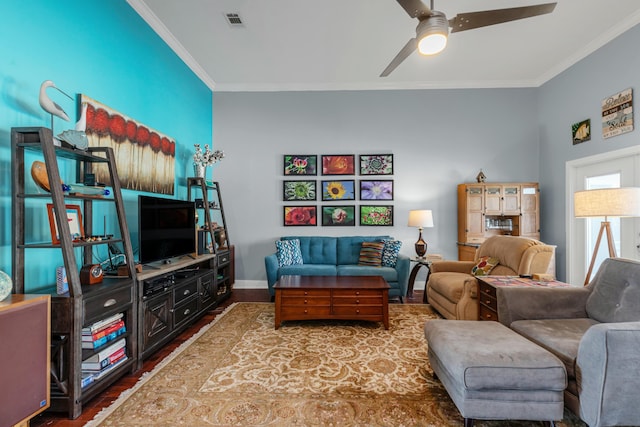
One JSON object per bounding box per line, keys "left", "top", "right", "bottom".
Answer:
{"left": 304, "top": 309, "right": 308, "bottom": 314}
{"left": 304, "top": 291, "right": 308, "bottom": 296}
{"left": 103, "top": 298, "right": 117, "bottom": 307}
{"left": 184, "top": 308, "right": 191, "bottom": 315}
{"left": 183, "top": 289, "right": 191, "bottom": 296}
{"left": 356, "top": 300, "right": 360, "bottom": 304}
{"left": 485, "top": 314, "right": 492, "bottom": 319}
{"left": 356, "top": 309, "right": 360, "bottom": 314}
{"left": 355, "top": 292, "right": 360, "bottom": 296}
{"left": 304, "top": 299, "right": 308, "bottom": 304}
{"left": 485, "top": 300, "right": 491, "bottom": 304}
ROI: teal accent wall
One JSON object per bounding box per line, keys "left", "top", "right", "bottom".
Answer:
{"left": 0, "top": 1, "right": 213, "bottom": 291}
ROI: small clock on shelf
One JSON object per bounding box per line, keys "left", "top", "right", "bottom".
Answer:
{"left": 80, "top": 264, "right": 104, "bottom": 285}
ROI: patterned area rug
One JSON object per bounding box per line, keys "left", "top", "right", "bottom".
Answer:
{"left": 87, "top": 302, "right": 585, "bottom": 426}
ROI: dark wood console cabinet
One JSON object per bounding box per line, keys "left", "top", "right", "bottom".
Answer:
{"left": 137, "top": 253, "right": 231, "bottom": 365}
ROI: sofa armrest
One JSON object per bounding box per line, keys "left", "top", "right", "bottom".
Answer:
{"left": 497, "top": 286, "right": 590, "bottom": 326}
{"left": 430, "top": 260, "right": 475, "bottom": 274}
{"left": 265, "top": 253, "right": 280, "bottom": 294}
{"left": 395, "top": 254, "right": 410, "bottom": 296}
{"left": 577, "top": 322, "right": 640, "bottom": 427}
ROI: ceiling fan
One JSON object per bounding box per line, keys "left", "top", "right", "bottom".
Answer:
{"left": 380, "top": 0, "right": 557, "bottom": 77}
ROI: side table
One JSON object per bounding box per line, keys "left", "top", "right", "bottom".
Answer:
{"left": 477, "top": 276, "right": 571, "bottom": 321}
{"left": 407, "top": 255, "right": 442, "bottom": 303}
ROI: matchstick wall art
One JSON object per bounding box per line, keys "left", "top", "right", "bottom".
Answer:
{"left": 82, "top": 94, "right": 176, "bottom": 195}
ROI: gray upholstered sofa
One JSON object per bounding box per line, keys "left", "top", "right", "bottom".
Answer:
{"left": 497, "top": 257, "right": 640, "bottom": 427}
{"left": 265, "top": 235, "right": 410, "bottom": 300}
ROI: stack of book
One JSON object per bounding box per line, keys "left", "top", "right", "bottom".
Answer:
{"left": 81, "top": 313, "right": 128, "bottom": 388}
{"left": 82, "top": 312, "right": 126, "bottom": 349}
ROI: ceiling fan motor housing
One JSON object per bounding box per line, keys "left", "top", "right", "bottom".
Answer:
{"left": 417, "top": 10, "right": 449, "bottom": 38}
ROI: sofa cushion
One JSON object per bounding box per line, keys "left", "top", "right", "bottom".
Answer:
{"left": 283, "top": 236, "right": 337, "bottom": 265}
{"left": 358, "top": 241, "right": 385, "bottom": 266}
{"left": 381, "top": 239, "right": 402, "bottom": 267}
{"left": 275, "top": 239, "right": 303, "bottom": 266}
{"left": 510, "top": 318, "right": 598, "bottom": 380}
{"left": 279, "top": 264, "right": 337, "bottom": 277}
{"left": 471, "top": 256, "right": 499, "bottom": 276}
{"left": 336, "top": 236, "right": 391, "bottom": 265}
{"left": 337, "top": 265, "right": 398, "bottom": 283}
{"left": 585, "top": 258, "right": 640, "bottom": 323}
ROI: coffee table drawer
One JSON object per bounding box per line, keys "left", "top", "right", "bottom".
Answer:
{"left": 281, "top": 306, "right": 331, "bottom": 316}
{"left": 333, "top": 305, "right": 383, "bottom": 316}
{"left": 333, "top": 289, "right": 382, "bottom": 297}
{"left": 332, "top": 296, "right": 382, "bottom": 305}
{"left": 281, "top": 296, "right": 331, "bottom": 305}
{"left": 282, "top": 289, "right": 331, "bottom": 297}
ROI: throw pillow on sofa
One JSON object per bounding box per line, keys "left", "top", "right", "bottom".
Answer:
{"left": 381, "top": 239, "right": 402, "bottom": 267}
{"left": 471, "top": 256, "right": 499, "bottom": 276}
{"left": 358, "top": 241, "right": 385, "bottom": 266}
{"left": 275, "top": 239, "right": 303, "bottom": 267}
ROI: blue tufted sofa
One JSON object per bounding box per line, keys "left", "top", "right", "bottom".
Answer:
{"left": 265, "top": 236, "right": 410, "bottom": 301}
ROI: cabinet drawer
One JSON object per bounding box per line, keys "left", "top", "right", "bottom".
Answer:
{"left": 332, "top": 296, "right": 382, "bottom": 305}
{"left": 332, "top": 289, "right": 382, "bottom": 297}
{"left": 281, "top": 296, "right": 331, "bottom": 306}
{"left": 332, "top": 306, "right": 383, "bottom": 316}
{"left": 479, "top": 304, "right": 498, "bottom": 322}
{"left": 281, "top": 306, "right": 331, "bottom": 316}
{"left": 173, "top": 297, "right": 199, "bottom": 327}
{"left": 478, "top": 282, "right": 497, "bottom": 299}
{"left": 174, "top": 279, "right": 199, "bottom": 305}
{"left": 217, "top": 252, "right": 231, "bottom": 265}
{"left": 83, "top": 286, "right": 132, "bottom": 324}
{"left": 280, "top": 289, "right": 331, "bottom": 297}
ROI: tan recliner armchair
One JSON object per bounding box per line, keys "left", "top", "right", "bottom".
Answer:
{"left": 427, "top": 236, "right": 556, "bottom": 320}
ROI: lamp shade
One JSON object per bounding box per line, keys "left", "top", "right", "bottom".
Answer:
{"left": 574, "top": 187, "right": 640, "bottom": 218}
{"left": 408, "top": 210, "right": 434, "bottom": 228}
{"left": 416, "top": 12, "right": 449, "bottom": 56}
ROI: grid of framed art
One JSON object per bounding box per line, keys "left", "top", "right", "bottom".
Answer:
{"left": 282, "top": 154, "right": 394, "bottom": 226}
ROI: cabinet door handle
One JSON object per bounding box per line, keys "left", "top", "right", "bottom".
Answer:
{"left": 103, "top": 298, "right": 117, "bottom": 307}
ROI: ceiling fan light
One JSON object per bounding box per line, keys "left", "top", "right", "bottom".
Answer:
{"left": 416, "top": 11, "right": 449, "bottom": 56}
{"left": 418, "top": 33, "right": 447, "bottom": 55}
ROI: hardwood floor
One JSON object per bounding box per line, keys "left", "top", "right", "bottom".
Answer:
{"left": 31, "top": 288, "right": 426, "bottom": 426}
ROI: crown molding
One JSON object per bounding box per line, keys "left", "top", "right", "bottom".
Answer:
{"left": 127, "top": 0, "right": 216, "bottom": 91}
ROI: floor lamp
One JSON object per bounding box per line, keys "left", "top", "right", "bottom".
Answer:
{"left": 574, "top": 187, "right": 640, "bottom": 286}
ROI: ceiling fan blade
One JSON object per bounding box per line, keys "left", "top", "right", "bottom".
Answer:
{"left": 449, "top": 2, "right": 557, "bottom": 33}
{"left": 380, "top": 38, "right": 417, "bottom": 77}
{"left": 395, "top": 0, "right": 431, "bottom": 19}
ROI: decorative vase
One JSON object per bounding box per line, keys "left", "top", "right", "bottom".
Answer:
{"left": 0, "top": 270, "right": 12, "bottom": 301}
{"left": 193, "top": 163, "right": 206, "bottom": 178}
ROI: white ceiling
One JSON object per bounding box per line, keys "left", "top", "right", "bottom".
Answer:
{"left": 129, "top": 0, "right": 640, "bottom": 92}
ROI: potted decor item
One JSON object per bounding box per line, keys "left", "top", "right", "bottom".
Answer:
{"left": 0, "top": 270, "right": 12, "bottom": 301}
{"left": 193, "top": 144, "right": 224, "bottom": 178}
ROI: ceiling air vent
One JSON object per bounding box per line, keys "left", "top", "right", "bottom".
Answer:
{"left": 224, "top": 13, "right": 244, "bottom": 27}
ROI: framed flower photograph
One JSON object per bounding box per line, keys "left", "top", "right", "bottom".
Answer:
{"left": 321, "top": 180, "right": 355, "bottom": 201}
{"left": 360, "top": 154, "right": 393, "bottom": 175}
{"left": 360, "top": 205, "right": 394, "bottom": 226}
{"left": 284, "top": 155, "right": 317, "bottom": 176}
{"left": 360, "top": 180, "right": 393, "bottom": 200}
{"left": 321, "top": 155, "right": 355, "bottom": 175}
{"left": 322, "top": 205, "right": 356, "bottom": 226}
{"left": 283, "top": 205, "right": 317, "bottom": 226}
{"left": 47, "top": 204, "right": 84, "bottom": 244}
{"left": 283, "top": 180, "right": 317, "bottom": 201}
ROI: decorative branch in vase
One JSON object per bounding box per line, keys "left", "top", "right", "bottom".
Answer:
{"left": 193, "top": 144, "right": 225, "bottom": 179}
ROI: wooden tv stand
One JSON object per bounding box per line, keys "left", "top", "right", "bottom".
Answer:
{"left": 273, "top": 275, "right": 390, "bottom": 330}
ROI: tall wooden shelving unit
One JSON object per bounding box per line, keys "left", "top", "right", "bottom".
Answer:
{"left": 11, "top": 127, "right": 138, "bottom": 419}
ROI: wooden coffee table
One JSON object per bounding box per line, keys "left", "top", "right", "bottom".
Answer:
{"left": 273, "top": 275, "right": 390, "bottom": 329}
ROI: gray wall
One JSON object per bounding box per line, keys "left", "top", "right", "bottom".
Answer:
{"left": 214, "top": 23, "right": 640, "bottom": 287}
{"left": 213, "top": 89, "right": 539, "bottom": 287}
{"left": 538, "top": 23, "right": 640, "bottom": 280}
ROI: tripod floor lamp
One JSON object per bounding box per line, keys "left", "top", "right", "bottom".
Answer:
{"left": 574, "top": 187, "right": 640, "bottom": 286}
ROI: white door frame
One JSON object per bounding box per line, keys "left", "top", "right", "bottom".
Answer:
{"left": 565, "top": 145, "right": 640, "bottom": 284}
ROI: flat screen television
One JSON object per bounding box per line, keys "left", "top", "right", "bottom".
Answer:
{"left": 138, "top": 195, "right": 196, "bottom": 264}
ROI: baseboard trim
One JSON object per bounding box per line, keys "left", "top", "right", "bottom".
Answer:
{"left": 233, "top": 280, "right": 268, "bottom": 289}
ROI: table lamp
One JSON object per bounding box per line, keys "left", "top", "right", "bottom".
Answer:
{"left": 408, "top": 210, "right": 434, "bottom": 258}
{"left": 574, "top": 187, "right": 640, "bottom": 285}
